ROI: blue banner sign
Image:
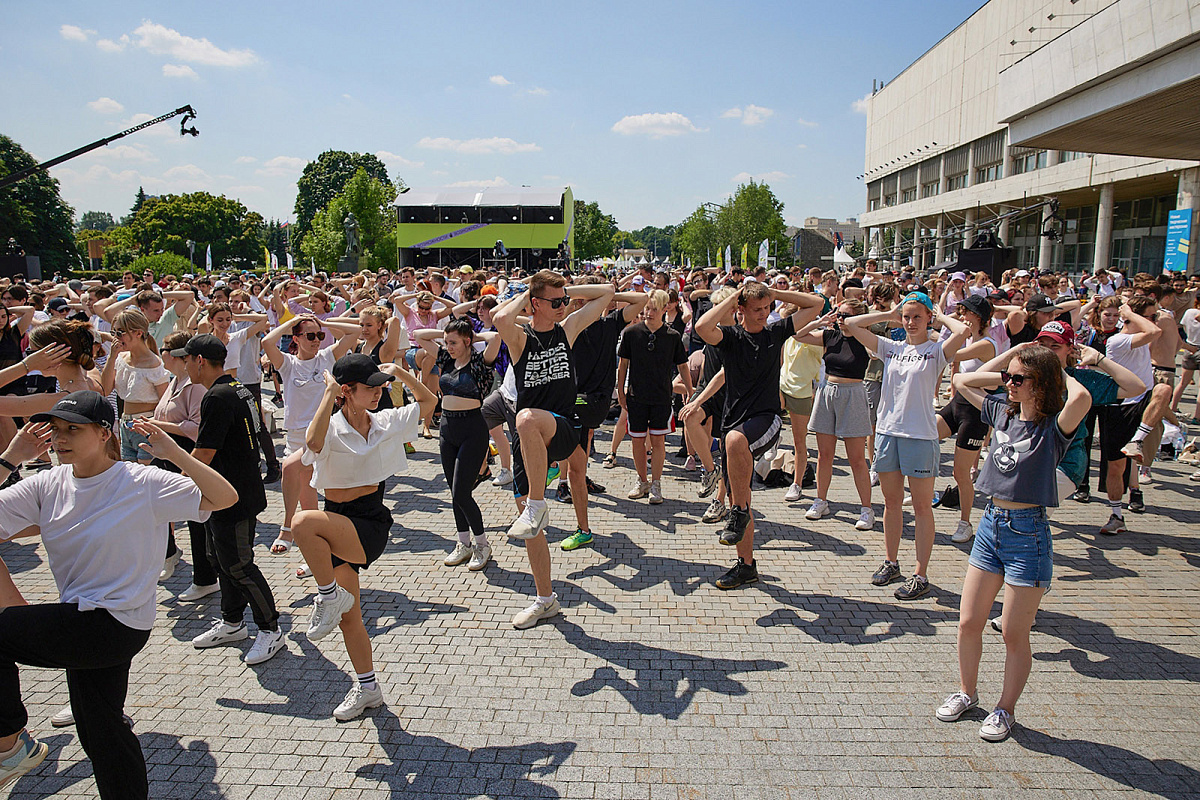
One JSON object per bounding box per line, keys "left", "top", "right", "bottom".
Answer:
{"left": 1164, "top": 209, "right": 1192, "bottom": 272}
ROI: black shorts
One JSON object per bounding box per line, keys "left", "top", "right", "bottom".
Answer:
{"left": 626, "top": 399, "right": 673, "bottom": 437}
{"left": 325, "top": 482, "right": 391, "bottom": 572}
{"left": 575, "top": 392, "right": 610, "bottom": 432}
{"left": 720, "top": 413, "right": 782, "bottom": 494}
{"left": 937, "top": 394, "right": 988, "bottom": 451}
{"left": 511, "top": 411, "right": 581, "bottom": 497}
{"left": 1099, "top": 397, "right": 1150, "bottom": 463}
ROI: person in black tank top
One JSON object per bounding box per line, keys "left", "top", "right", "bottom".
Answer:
{"left": 493, "top": 270, "right": 615, "bottom": 629}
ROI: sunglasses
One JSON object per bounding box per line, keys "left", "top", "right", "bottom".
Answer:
{"left": 300, "top": 331, "right": 327, "bottom": 342}
{"left": 1000, "top": 370, "right": 1026, "bottom": 387}
{"left": 646, "top": 331, "right": 657, "bottom": 352}
{"left": 535, "top": 295, "right": 571, "bottom": 309}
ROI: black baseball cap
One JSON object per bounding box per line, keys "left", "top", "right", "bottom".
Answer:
{"left": 332, "top": 353, "right": 393, "bottom": 386}
{"left": 31, "top": 390, "right": 115, "bottom": 429}
{"left": 170, "top": 333, "right": 227, "bottom": 361}
{"left": 1025, "top": 293, "right": 1057, "bottom": 314}
{"left": 959, "top": 294, "right": 992, "bottom": 320}
{"left": 47, "top": 297, "right": 70, "bottom": 312}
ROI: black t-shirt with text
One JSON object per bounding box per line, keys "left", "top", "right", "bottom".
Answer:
{"left": 195, "top": 375, "right": 267, "bottom": 522}
{"left": 716, "top": 316, "right": 795, "bottom": 431}
{"left": 617, "top": 321, "right": 687, "bottom": 406}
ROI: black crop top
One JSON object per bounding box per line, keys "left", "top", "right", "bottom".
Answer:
{"left": 822, "top": 328, "right": 870, "bottom": 380}
{"left": 436, "top": 347, "right": 493, "bottom": 401}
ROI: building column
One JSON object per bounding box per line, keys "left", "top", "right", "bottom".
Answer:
{"left": 935, "top": 214, "right": 946, "bottom": 266}
{"left": 964, "top": 208, "right": 977, "bottom": 250}
{"left": 911, "top": 219, "right": 922, "bottom": 272}
{"left": 1047, "top": 150, "right": 1062, "bottom": 168}
{"left": 1093, "top": 182, "right": 1115, "bottom": 272}
{"left": 1177, "top": 167, "right": 1200, "bottom": 274}
{"left": 1038, "top": 203, "right": 1055, "bottom": 271}
{"left": 893, "top": 224, "right": 903, "bottom": 267}
{"left": 997, "top": 204, "right": 1011, "bottom": 246}
{"left": 862, "top": 226, "right": 872, "bottom": 259}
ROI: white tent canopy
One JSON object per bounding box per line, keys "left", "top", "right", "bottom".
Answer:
{"left": 833, "top": 246, "right": 856, "bottom": 267}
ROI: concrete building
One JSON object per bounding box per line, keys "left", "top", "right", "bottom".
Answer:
{"left": 801, "top": 217, "right": 864, "bottom": 247}
{"left": 858, "top": 0, "right": 1200, "bottom": 276}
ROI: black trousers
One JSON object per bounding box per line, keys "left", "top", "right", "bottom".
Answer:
{"left": 244, "top": 383, "right": 281, "bottom": 468}
{"left": 205, "top": 516, "right": 279, "bottom": 631}
{"left": 165, "top": 520, "right": 219, "bottom": 586}
{"left": 0, "top": 604, "right": 150, "bottom": 799}
{"left": 438, "top": 409, "right": 490, "bottom": 537}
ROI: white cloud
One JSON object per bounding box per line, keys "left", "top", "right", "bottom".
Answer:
{"left": 416, "top": 137, "right": 540, "bottom": 155}
{"left": 96, "top": 37, "right": 127, "bottom": 53}
{"left": 852, "top": 93, "right": 871, "bottom": 114}
{"left": 446, "top": 176, "right": 510, "bottom": 189}
{"left": 162, "top": 64, "right": 198, "bottom": 79}
{"left": 225, "top": 185, "right": 265, "bottom": 195}
{"left": 82, "top": 144, "right": 157, "bottom": 164}
{"left": 235, "top": 156, "right": 257, "bottom": 164}
{"left": 611, "top": 112, "right": 703, "bottom": 138}
{"left": 721, "top": 105, "right": 774, "bottom": 125}
{"left": 131, "top": 21, "right": 258, "bottom": 67}
{"left": 796, "top": 117, "right": 818, "bottom": 128}
{"left": 87, "top": 97, "right": 124, "bottom": 114}
{"left": 488, "top": 75, "right": 512, "bottom": 86}
{"left": 721, "top": 107, "right": 743, "bottom": 119}
{"left": 60, "top": 25, "right": 94, "bottom": 42}
{"left": 162, "top": 164, "right": 209, "bottom": 181}
{"left": 528, "top": 87, "right": 549, "bottom": 96}
{"left": 796, "top": 144, "right": 808, "bottom": 149}
{"left": 255, "top": 155, "right": 307, "bottom": 177}
{"left": 375, "top": 150, "right": 425, "bottom": 169}
{"left": 53, "top": 164, "right": 141, "bottom": 185}
{"left": 731, "top": 170, "right": 790, "bottom": 184}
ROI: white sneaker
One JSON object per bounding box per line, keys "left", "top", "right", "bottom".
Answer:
{"left": 444, "top": 541, "right": 473, "bottom": 566}
{"left": 627, "top": 480, "right": 651, "bottom": 499}
{"left": 684, "top": 455, "right": 697, "bottom": 471}
{"left": 244, "top": 628, "right": 286, "bottom": 665}
{"left": 805, "top": 498, "right": 830, "bottom": 520}
{"left": 468, "top": 544, "right": 491, "bottom": 571}
{"left": 855, "top": 507, "right": 876, "bottom": 531}
{"left": 192, "top": 620, "right": 248, "bottom": 649}
{"left": 902, "top": 492, "right": 914, "bottom": 506}
{"left": 50, "top": 706, "right": 75, "bottom": 728}
{"left": 507, "top": 503, "right": 549, "bottom": 540}
{"left": 979, "top": 708, "right": 1015, "bottom": 742}
{"left": 492, "top": 467, "right": 513, "bottom": 486}
{"left": 784, "top": 483, "right": 802, "bottom": 502}
{"left": 178, "top": 582, "right": 220, "bottom": 602}
{"left": 951, "top": 520, "right": 974, "bottom": 543}
{"left": 512, "top": 594, "right": 561, "bottom": 629}
{"left": 306, "top": 587, "right": 355, "bottom": 641}
{"left": 160, "top": 550, "right": 181, "bottom": 582}
{"left": 936, "top": 691, "right": 979, "bottom": 722}
{"left": 869, "top": 470, "right": 880, "bottom": 487}
{"left": 333, "top": 682, "right": 384, "bottom": 721}
{"left": 648, "top": 480, "right": 664, "bottom": 505}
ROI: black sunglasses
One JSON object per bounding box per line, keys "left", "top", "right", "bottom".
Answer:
{"left": 535, "top": 295, "right": 571, "bottom": 309}
{"left": 300, "top": 331, "right": 327, "bottom": 342}
{"left": 646, "top": 331, "right": 656, "bottom": 352}
{"left": 1000, "top": 370, "right": 1026, "bottom": 387}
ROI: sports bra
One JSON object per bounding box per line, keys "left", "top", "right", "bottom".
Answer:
{"left": 436, "top": 348, "right": 493, "bottom": 402}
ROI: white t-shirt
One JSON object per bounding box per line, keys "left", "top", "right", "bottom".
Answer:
{"left": 1106, "top": 331, "right": 1151, "bottom": 405}
{"left": 1181, "top": 308, "right": 1200, "bottom": 346}
{"left": 278, "top": 348, "right": 336, "bottom": 432}
{"left": 0, "top": 462, "right": 205, "bottom": 630}
{"left": 874, "top": 336, "right": 949, "bottom": 440}
{"left": 302, "top": 404, "right": 421, "bottom": 491}
{"left": 224, "top": 324, "right": 260, "bottom": 384}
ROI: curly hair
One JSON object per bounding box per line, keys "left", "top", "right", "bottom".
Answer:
{"left": 1006, "top": 345, "right": 1065, "bottom": 424}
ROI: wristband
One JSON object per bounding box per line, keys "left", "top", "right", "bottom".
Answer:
{"left": 0, "top": 456, "right": 16, "bottom": 473}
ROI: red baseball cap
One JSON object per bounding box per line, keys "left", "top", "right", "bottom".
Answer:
{"left": 1035, "top": 320, "right": 1074, "bottom": 347}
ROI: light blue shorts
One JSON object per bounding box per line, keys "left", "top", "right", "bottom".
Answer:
{"left": 873, "top": 433, "right": 939, "bottom": 478}
{"left": 969, "top": 504, "right": 1053, "bottom": 588}
{"left": 120, "top": 418, "right": 154, "bottom": 463}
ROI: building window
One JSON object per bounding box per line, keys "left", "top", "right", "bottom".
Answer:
{"left": 946, "top": 174, "right": 968, "bottom": 192}
{"left": 921, "top": 182, "right": 939, "bottom": 198}
{"left": 1011, "top": 150, "right": 1047, "bottom": 175}
{"left": 869, "top": 198, "right": 879, "bottom": 211}
{"left": 901, "top": 188, "right": 917, "bottom": 203}
{"left": 975, "top": 164, "right": 1003, "bottom": 184}
{"left": 884, "top": 194, "right": 896, "bottom": 207}
{"left": 1060, "top": 151, "right": 1088, "bottom": 162}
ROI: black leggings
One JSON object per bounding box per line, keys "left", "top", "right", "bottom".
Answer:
{"left": 439, "top": 409, "right": 489, "bottom": 537}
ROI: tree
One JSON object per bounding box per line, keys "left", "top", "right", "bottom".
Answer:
{"left": 293, "top": 151, "right": 395, "bottom": 256}
{"left": 263, "top": 219, "right": 289, "bottom": 265}
{"left": 715, "top": 180, "right": 787, "bottom": 269}
{"left": 122, "top": 187, "right": 148, "bottom": 226}
{"left": 633, "top": 225, "right": 675, "bottom": 260}
{"left": 0, "top": 134, "right": 80, "bottom": 274}
{"left": 672, "top": 206, "right": 719, "bottom": 266}
{"left": 300, "top": 168, "right": 398, "bottom": 272}
{"left": 572, "top": 199, "right": 618, "bottom": 260}
{"left": 128, "top": 192, "right": 265, "bottom": 270}
{"left": 78, "top": 210, "right": 116, "bottom": 232}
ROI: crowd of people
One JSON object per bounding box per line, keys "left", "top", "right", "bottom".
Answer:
{"left": 0, "top": 257, "right": 1196, "bottom": 793}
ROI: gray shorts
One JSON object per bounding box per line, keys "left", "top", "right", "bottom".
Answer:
{"left": 864, "top": 379, "right": 883, "bottom": 427}
{"left": 481, "top": 388, "right": 516, "bottom": 434}
{"left": 809, "top": 382, "right": 873, "bottom": 438}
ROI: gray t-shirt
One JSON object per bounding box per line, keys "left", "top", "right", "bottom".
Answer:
{"left": 975, "top": 393, "right": 1070, "bottom": 507}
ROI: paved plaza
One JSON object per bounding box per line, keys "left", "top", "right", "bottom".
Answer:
{"left": 4, "top": 417, "right": 1199, "bottom": 799}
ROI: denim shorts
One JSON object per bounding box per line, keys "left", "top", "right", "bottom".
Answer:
{"left": 969, "top": 504, "right": 1053, "bottom": 588}
{"left": 873, "top": 433, "right": 939, "bottom": 478}
{"left": 404, "top": 346, "right": 440, "bottom": 375}
{"left": 120, "top": 416, "right": 154, "bottom": 462}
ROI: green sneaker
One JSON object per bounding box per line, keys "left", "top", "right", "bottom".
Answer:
{"left": 545, "top": 462, "right": 561, "bottom": 487}
{"left": 561, "top": 528, "right": 594, "bottom": 551}
{"left": 404, "top": 442, "right": 416, "bottom": 455}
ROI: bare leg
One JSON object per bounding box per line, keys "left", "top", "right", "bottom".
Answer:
{"left": 333, "top": 565, "right": 374, "bottom": 675}
{"left": 685, "top": 413, "right": 715, "bottom": 472}
{"left": 490, "top": 423, "right": 512, "bottom": 472}
{"left": 788, "top": 411, "right": 810, "bottom": 487}
{"left": 996, "top": 583, "right": 1048, "bottom": 714}
{"left": 953, "top": 446, "right": 977, "bottom": 523}
{"left": 632, "top": 434, "right": 648, "bottom": 482}
{"left": 957, "top": 565, "right": 1005, "bottom": 696}
{"left": 649, "top": 433, "right": 665, "bottom": 482}
{"left": 815, "top": 432, "right": 836, "bottom": 500}
{"left": 566, "top": 447, "right": 589, "bottom": 532}
{"left": 909, "top": 475, "right": 936, "bottom": 577}
{"left": 844, "top": 436, "right": 872, "bottom": 506}
{"left": 608, "top": 409, "right": 627, "bottom": 457}
{"left": 879, "top": 470, "right": 905, "bottom": 562}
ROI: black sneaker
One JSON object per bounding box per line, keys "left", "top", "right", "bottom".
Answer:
{"left": 1070, "top": 486, "right": 1090, "bottom": 503}
{"left": 263, "top": 463, "right": 282, "bottom": 484}
{"left": 585, "top": 476, "right": 606, "bottom": 495}
{"left": 715, "top": 557, "right": 758, "bottom": 590}
{"left": 474, "top": 469, "right": 493, "bottom": 489}
{"left": 1128, "top": 489, "right": 1145, "bottom": 514}
{"left": 801, "top": 462, "right": 816, "bottom": 489}
{"left": 555, "top": 482, "right": 572, "bottom": 504}
{"left": 871, "top": 560, "right": 902, "bottom": 586}
{"left": 719, "top": 505, "right": 751, "bottom": 546}
{"left": 894, "top": 575, "right": 931, "bottom": 601}
{"left": 674, "top": 445, "right": 689, "bottom": 459}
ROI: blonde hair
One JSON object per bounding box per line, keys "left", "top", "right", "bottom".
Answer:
{"left": 112, "top": 308, "right": 158, "bottom": 354}
{"left": 646, "top": 289, "right": 670, "bottom": 310}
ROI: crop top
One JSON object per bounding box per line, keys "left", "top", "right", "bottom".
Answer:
{"left": 436, "top": 347, "right": 493, "bottom": 401}
{"left": 302, "top": 404, "right": 422, "bottom": 491}
{"left": 113, "top": 351, "right": 171, "bottom": 403}
{"left": 821, "top": 329, "right": 869, "bottom": 380}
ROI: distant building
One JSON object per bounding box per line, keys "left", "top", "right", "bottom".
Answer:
{"left": 802, "top": 217, "right": 863, "bottom": 247}
{"left": 787, "top": 228, "right": 835, "bottom": 271}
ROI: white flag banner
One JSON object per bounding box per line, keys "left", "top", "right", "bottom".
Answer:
{"left": 724, "top": 245, "right": 732, "bottom": 275}
{"left": 205, "top": 245, "right": 212, "bottom": 271}
{"left": 286, "top": 253, "right": 294, "bottom": 271}
{"left": 270, "top": 253, "right": 279, "bottom": 271}
{"left": 758, "top": 239, "right": 769, "bottom": 269}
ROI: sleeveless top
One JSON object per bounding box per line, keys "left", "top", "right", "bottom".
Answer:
{"left": 514, "top": 323, "right": 576, "bottom": 418}
{"left": 437, "top": 347, "right": 493, "bottom": 402}
{"left": 356, "top": 339, "right": 393, "bottom": 410}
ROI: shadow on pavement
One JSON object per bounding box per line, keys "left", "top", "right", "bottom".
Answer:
{"left": 564, "top": 529, "right": 704, "bottom": 597}
{"left": 755, "top": 580, "right": 957, "bottom": 643}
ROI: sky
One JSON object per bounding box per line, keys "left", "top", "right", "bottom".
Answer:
{"left": 2, "top": 1, "right": 984, "bottom": 232}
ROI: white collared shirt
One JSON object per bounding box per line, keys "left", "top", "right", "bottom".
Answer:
{"left": 301, "top": 404, "right": 421, "bottom": 491}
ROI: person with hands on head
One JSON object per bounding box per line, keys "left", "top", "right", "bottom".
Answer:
{"left": 261, "top": 313, "right": 360, "bottom": 554}
{"left": 291, "top": 355, "right": 435, "bottom": 720}
{"left": 938, "top": 343, "right": 1091, "bottom": 743}
{"left": 844, "top": 291, "right": 970, "bottom": 601}
{"left": 695, "top": 281, "right": 824, "bottom": 589}
{"left": 0, "top": 393, "right": 235, "bottom": 799}
{"left": 492, "top": 270, "right": 615, "bottom": 629}
{"left": 99, "top": 309, "right": 170, "bottom": 466}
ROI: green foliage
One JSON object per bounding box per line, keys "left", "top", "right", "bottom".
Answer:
{"left": 129, "top": 252, "right": 195, "bottom": 277}
{"left": 612, "top": 230, "right": 643, "bottom": 253}
{"left": 263, "top": 219, "right": 289, "bottom": 264}
{"left": 847, "top": 239, "right": 864, "bottom": 258}
{"left": 633, "top": 225, "right": 675, "bottom": 260}
{"left": 293, "top": 151, "right": 396, "bottom": 256}
{"left": 672, "top": 206, "right": 719, "bottom": 265}
{"left": 129, "top": 192, "right": 266, "bottom": 270}
{"left": 100, "top": 225, "right": 138, "bottom": 271}
{"left": 716, "top": 181, "right": 787, "bottom": 268}
{"left": 572, "top": 199, "right": 618, "bottom": 260}
{"left": 124, "top": 187, "right": 148, "bottom": 225}
{"left": 0, "top": 134, "right": 80, "bottom": 274}
{"left": 300, "top": 168, "right": 397, "bottom": 272}
{"left": 78, "top": 210, "right": 116, "bottom": 232}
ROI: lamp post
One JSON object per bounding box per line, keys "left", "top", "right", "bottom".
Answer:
{"left": 186, "top": 239, "right": 195, "bottom": 267}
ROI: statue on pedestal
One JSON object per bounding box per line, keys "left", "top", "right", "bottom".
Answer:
{"left": 343, "top": 213, "right": 361, "bottom": 258}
